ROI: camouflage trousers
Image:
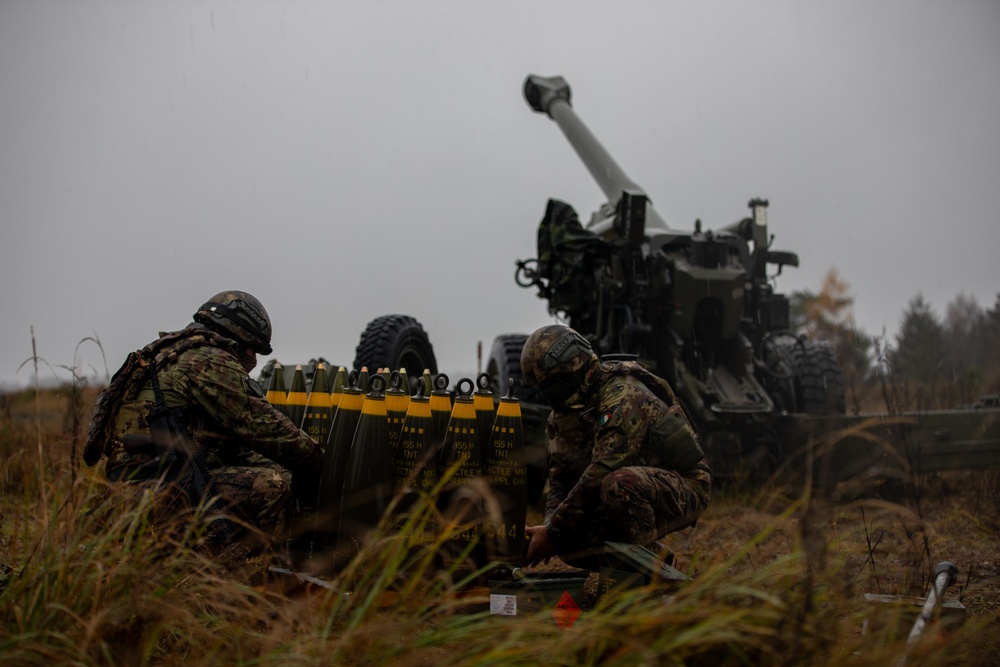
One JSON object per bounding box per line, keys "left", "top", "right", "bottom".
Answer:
{"left": 555, "top": 461, "right": 711, "bottom": 570}
{"left": 210, "top": 465, "right": 293, "bottom": 535}
{"left": 108, "top": 465, "right": 292, "bottom": 557}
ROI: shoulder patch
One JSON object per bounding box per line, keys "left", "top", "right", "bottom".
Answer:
{"left": 598, "top": 411, "right": 614, "bottom": 427}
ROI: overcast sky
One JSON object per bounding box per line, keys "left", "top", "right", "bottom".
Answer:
{"left": 1, "top": 0, "right": 998, "bottom": 390}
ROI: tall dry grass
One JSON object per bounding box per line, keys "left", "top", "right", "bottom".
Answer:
{"left": 1, "top": 385, "right": 997, "bottom": 666}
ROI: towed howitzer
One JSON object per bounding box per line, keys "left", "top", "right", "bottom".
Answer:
{"left": 493, "top": 75, "right": 1000, "bottom": 492}
{"left": 267, "top": 76, "right": 999, "bottom": 502}
{"left": 488, "top": 75, "right": 846, "bottom": 481}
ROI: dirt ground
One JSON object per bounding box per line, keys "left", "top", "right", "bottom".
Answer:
{"left": 702, "top": 474, "right": 999, "bottom": 611}
{"left": 526, "top": 469, "right": 1000, "bottom": 632}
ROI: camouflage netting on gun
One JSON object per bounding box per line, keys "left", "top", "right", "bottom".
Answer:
{"left": 536, "top": 199, "right": 611, "bottom": 312}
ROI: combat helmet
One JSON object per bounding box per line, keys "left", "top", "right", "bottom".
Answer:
{"left": 521, "top": 324, "right": 598, "bottom": 407}
{"left": 193, "top": 291, "right": 273, "bottom": 355}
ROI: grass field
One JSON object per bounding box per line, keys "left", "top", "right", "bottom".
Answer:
{"left": 1, "top": 386, "right": 998, "bottom": 666}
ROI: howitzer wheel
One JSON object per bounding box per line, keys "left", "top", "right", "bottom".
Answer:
{"left": 759, "top": 332, "right": 800, "bottom": 414}
{"left": 789, "top": 341, "right": 846, "bottom": 415}
{"left": 485, "top": 334, "right": 543, "bottom": 403}
{"left": 353, "top": 315, "right": 437, "bottom": 391}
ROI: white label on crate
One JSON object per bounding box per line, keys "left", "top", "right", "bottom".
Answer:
{"left": 490, "top": 593, "right": 518, "bottom": 616}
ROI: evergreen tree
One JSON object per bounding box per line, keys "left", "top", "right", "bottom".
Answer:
{"left": 981, "top": 292, "right": 1000, "bottom": 392}
{"left": 890, "top": 294, "right": 946, "bottom": 409}
{"left": 943, "top": 293, "right": 988, "bottom": 405}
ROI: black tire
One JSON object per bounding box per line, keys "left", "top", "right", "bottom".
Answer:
{"left": 485, "top": 334, "right": 542, "bottom": 403}
{"left": 353, "top": 315, "right": 437, "bottom": 387}
{"left": 757, "top": 332, "right": 798, "bottom": 414}
{"left": 789, "top": 341, "right": 846, "bottom": 415}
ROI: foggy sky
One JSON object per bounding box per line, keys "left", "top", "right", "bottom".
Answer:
{"left": 1, "top": 0, "right": 998, "bottom": 390}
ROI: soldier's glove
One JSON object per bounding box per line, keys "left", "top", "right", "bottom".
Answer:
{"left": 524, "top": 524, "right": 558, "bottom": 567}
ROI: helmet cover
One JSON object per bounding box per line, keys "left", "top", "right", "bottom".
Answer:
{"left": 521, "top": 324, "right": 597, "bottom": 406}
{"left": 193, "top": 290, "right": 273, "bottom": 355}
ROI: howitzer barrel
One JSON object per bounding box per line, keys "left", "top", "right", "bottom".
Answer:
{"left": 524, "top": 74, "right": 670, "bottom": 232}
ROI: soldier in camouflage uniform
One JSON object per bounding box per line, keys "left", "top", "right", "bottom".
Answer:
{"left": 84, "top": 291, "right": 322, "bottom": 554}
{"left": 521, "top": 324, "right": 711, "bottom": 570}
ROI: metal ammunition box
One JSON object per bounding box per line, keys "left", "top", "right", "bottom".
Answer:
{"left": 488, "top": 569, "right": 590, "bottom": 625}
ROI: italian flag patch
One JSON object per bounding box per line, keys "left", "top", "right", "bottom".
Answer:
{"left": 599, "top": 411, "right": 613, "bottom": 427}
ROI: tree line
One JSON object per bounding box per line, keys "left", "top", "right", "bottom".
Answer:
{"left": 790, "top": 268, "right": 1000, "bottom": 414}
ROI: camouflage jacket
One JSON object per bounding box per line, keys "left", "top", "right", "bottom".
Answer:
{"left": 543, "top": 360, "right": 709, "bottom": 542}
{"left": 87, "top": 324, "right": 319, "bottom": 479}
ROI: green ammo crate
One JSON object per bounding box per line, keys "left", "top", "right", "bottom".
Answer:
{"left": 598, "top": 541, "right": 690, "bottom": 601}
{"left": 488, "top": 569, "right": 591, "bottom": 625}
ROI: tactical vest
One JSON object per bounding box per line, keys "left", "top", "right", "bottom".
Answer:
{"left": 597, "top": 361, "right": 706, "bottom": 472}
{"left": 84, "top": 326, "right": 237, "bottom": 473}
